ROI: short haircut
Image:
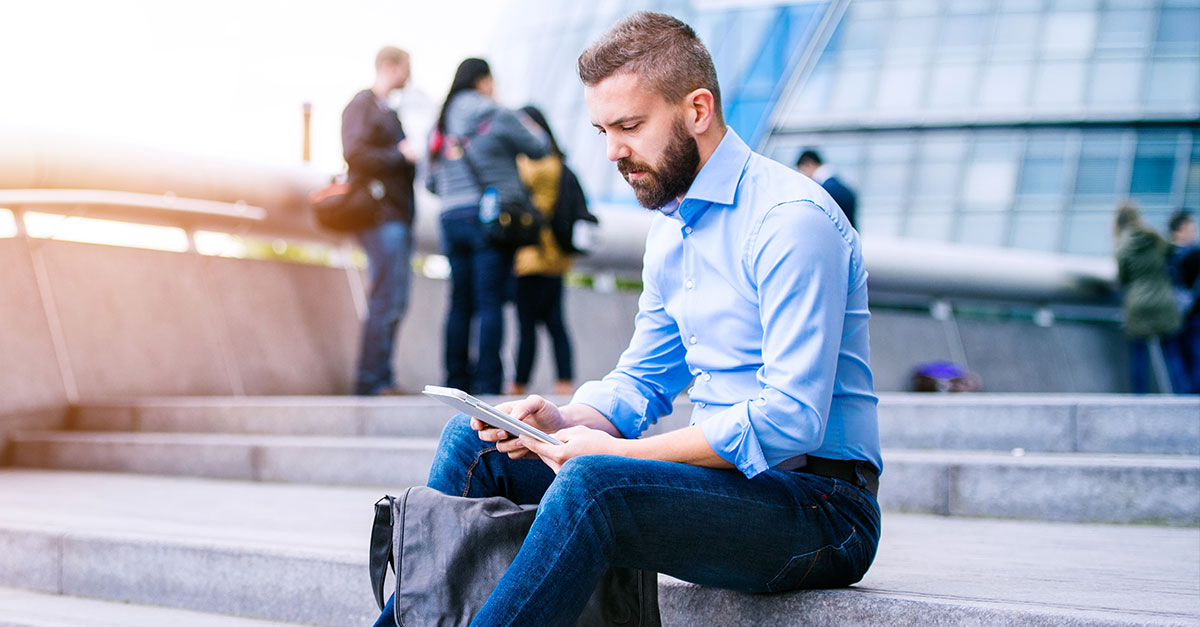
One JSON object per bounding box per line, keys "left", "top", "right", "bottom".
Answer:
{"left": 375, "top": 46, "right": 409, "bottom": 71}
{"left": 1169, "top": 209, "right": 1195, "bottom": 234}
{"left": 577, "top": 12, "right": 722, "bottom": 122}
{"left": 797, "top": 149, "right": 823, "bottom": 167}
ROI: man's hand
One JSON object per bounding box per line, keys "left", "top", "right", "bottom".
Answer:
{"left": 520, "top": 426, "right": 621, "bottom": 473}
{"left": 471, "top": 395, "right": 567, "bottom": 460}
{"left": 397, "top": 139, "right": 419, "bottom": 164}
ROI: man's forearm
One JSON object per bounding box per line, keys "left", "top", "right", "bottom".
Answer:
{"left": 559, "top": 403, "right": 732, "bottom": 469}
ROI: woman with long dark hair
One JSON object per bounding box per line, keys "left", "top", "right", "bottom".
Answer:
{"left": 426, "top": 58, "right": 547, "bottom": 395}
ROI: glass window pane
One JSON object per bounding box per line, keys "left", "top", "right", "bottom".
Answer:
{"left": 964, "top": 136, "right": 1022, "bottom": 211}
{"left": 829, "top": 64, "right": 876, "bottom": 112}
{"left": 979, "top": 62, "right": 1033, "bottom": 109}
{"left": 1041, "top": 11, "right": 1097, "bottom": 58}
{"left": 1064, "top": 211, "right": 1116, "bottom": 255}
{"left": 860, "top": 212, "right": 903, "bottom": 237}
{"left": 1074, "top": 135, "right": 1125, "bottom": 196}
{"left": 939, "top": 14, "right": 992, "bottom": 53}
{"left": 1145, "top": 59, "right": 1200, "bottom": 108}
{"left": 1130, "top": 134, "right": 1179, "bottom": 196}
{"left": 876, "top": 63, "right": 926, "bottom": 111}
{"left": 905, "top": 213, "right": 955, "bottom": 240}
{"left": 1088, "top": 60, "right": 1143, "bottom": 106}
{"left": 1095, "top": 9, "right": 1153, "bottom": 51}
{"left": 1018, "top": 157, "right": 1068, "bottom": 195}
{"left": 788, "top": 63, "right": 834, "bottom": 117}
{"left": 1156, "top": 8, "right": 1200, "bottom": 55}
{"left": 928, "top": 62, "right": 979, "bottom": 108}
{"left": 841, "top": 18, "right": 886, "bottom": 59}
{"left": 1033, "top": 61, "right": 1087, "bottom": 108}
{"left": 958, "top": 212, "right": 1010, "bottom": 247}
{"left": 1012, "top": 211, "right": 1063, "bottom": 251}
{"left": 887, "top": 16, "right": 938, "bottom": 56}
{"left": 993, "top": 13, "right": 1041, "bottom": 57}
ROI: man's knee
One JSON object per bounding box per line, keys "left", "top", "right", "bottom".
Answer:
{"left": 544, "top": 455, "right": 632, "bottom": 507}
{"left": 437, "top": 414, "right": 480, "bottom": 452}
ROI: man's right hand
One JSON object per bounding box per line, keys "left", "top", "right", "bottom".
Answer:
{"left": 471, "top": 395, "right": 567, "bottom": 459}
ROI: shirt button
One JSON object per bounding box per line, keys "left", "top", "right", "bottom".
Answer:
{"left": 698, "top": 402, "right": 707, "bottom": 408}
{"left": 689, "top": 336, "right": 698, "bottom": 344}
{"left": 684, "top": 226, "right": 693, "bottom": 234}
{"left": 704, "top": 373, "right": 712, "bottom": 381}
{"left": 685, "top": 280, "right": 694, "bottom": 289}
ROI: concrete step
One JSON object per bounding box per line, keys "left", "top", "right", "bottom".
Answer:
{"left": 7, "top": 431, "right": 1200, "bottom": 525}
{"left": 0, "top": 470, "right": 1194, "bottom": 627}
{"left": 69, "top": 394, "right": 1200, "bottom": 455}
{"left": 0, "top": 587, "right": 304, "bottom": 627}
{"left": 7, "top": 432, "right": 437, "bottom": 487}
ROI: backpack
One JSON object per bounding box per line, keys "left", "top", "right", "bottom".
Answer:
{"left": 551, "top": 165, "right": 599, "bottom": 255}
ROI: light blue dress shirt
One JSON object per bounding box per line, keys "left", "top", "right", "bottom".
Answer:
{"left": 572, "top": 129, "right": 881, "bottom": 479}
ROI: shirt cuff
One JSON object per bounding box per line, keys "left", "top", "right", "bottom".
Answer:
{"left": 570, "top": 379, "right": 650, "bottom": 439}
{"left": 700, "top": 405, "right": 771, "bottom": 478}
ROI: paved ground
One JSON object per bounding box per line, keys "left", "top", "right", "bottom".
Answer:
{"left": 0, "top": 469, "right": 1196, "bottom": 625}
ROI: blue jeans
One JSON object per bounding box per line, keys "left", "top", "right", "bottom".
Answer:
{"left": 441, "top": 206, "right": 514, "bottom": 395}
{"left": 514, "top": 275, "right": 573, "bottom": 385}
{"left": 1130, "top": 336, "right": 1189, "bottom": 394}
{"left": 373, "top": 415, "right": 881, "bottom": 626}
{"left": 355, "top": 219, "right": 412, "bottom": 395}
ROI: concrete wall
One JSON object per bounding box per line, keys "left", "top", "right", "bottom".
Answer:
{"left": 0, "top": 235, "right": 1129, "bottom": 420}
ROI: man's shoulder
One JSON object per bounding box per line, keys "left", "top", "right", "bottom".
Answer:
{"left": 741, "top": 154, "right": 844, "bottom": 220}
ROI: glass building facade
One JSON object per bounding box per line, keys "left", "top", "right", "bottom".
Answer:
{"left": 491, "top": 0, "right": 1200, "bottom": 256}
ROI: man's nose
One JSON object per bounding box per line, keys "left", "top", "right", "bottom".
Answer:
{"left": 606, "top": 136, "right": 630, "bottom": 163}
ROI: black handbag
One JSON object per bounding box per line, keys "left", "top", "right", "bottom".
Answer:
{"left": 309, "top": 178, "right": 382, "bottom": 232}
{"left": 456, "top": 115, "right": 546, "bottom": 251}
{"left": 370, "top": 486, "right": 660, "bottom": 627}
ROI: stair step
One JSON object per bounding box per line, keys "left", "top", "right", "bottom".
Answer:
{"left": 8, "top": 431, "right": 1200, "bottom": 525}
{"left": 0, "top": 587, "right": 303, "bottom": 627}
{"left": 0, "top": 470, "right": 1193, "bottom": 627}
{"left": 69, "top": 394, "right": 1200, "bottom": 454}
{"left": 7, "top": 432, "right": 437, "bottom": 487}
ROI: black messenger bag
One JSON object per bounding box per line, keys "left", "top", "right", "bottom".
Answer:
{"left": 370, "top": 486, "right": 660, "bottom": 627}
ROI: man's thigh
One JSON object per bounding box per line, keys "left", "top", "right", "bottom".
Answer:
{"left": 427, "top": 414, "right": 557, "bottom": 504}
{"left": 546, "top": 455, "right": 881, "bottom": 593}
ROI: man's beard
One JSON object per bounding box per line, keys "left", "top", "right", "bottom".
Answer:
{"left": 617, "top": 118, "right": 701, "bottom": 211}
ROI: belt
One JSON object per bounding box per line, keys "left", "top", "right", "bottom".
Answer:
{"left": 795, "top": 456, "right": 879, "bottom": 497}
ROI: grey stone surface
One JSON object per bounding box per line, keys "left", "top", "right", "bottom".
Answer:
{"left": 958, "top": 319, "right": 1077, "bottom": 393}
{"left": 0, "top": 586, "right": 307, "bottom": 626}
{"left": 884, "top": 449, "right": 1200, "bottom": 525}
{"left": 867, "top": 309, "right": 956, "bottom": 394}
{"left": 878, "top": 395, "right": 1076, "bottom": 452}
{"left": 38, "top": 241, "right": 236, "bottom": 398}
{"left": 1076, "top": 400, "right": 1200, "bottom": 455}
{"left": 0, "top": 239, "right": 67, "bottom": 417}
{"left": 205, "top": 256, "right": 359, "bottom": 396}
{"left": 0, "top": 525, "right": 59, "bottom": 593}
{"left": 0, "top": 470, "right": 1195, "bottom": 626}
{"left": 7, "top": 432, "right": 435, "bottom": 487}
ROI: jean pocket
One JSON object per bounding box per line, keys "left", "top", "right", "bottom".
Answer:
{"left": 765, "top": 526, "right": 867, "bottom": 592}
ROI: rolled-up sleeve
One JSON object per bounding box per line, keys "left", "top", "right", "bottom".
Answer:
{"left": 572, "top": 262, "right": 693, "bottom": 439}
{"left": 700, "top": 201, "right": 850, "bottom": 478}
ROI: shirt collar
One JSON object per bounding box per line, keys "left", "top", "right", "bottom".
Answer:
{"left": 676, "top": 128, "right": 751, "bottom": 223}
{"left": 812, "top": 164, "right": 833, "bottom": 184}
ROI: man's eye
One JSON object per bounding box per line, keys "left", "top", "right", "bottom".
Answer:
{"left": 595, "top": 128, "right": 607, "bottom": 136}
{"left": 622, "top": 124, "right": 639, "bottom": 132}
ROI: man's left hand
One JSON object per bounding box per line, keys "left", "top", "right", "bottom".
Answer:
{"left": 521, "top": 426, "right": 621, "bottom": 473}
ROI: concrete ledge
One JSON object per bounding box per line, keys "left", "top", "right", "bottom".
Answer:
{"left": 7, "top": 432, "right": 437, "bottom": 487}
{"left": 0, "top": 586, "right": 305, "bottom": 627}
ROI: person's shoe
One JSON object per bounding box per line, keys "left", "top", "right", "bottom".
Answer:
{"left": 508, "top": 383, "right": 527, "bottom": 396}
{"left": 554, "top": 381, "right": 574, "bottom": 396}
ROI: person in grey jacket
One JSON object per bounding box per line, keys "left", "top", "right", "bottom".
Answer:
{"left": 428, "top": 58, "right": 547, "bottom": 394}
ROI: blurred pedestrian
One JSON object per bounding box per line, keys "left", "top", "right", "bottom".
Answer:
{"left": 427, "top": 58, "right": 548, "bottom": 394}
{"left": 509, "top": 106, "right": 578, "bottom": 397}
{"left": 1113, "top": 203, "right": 1183, "bottom": 393}
{"left": 342, "top": 46, "right": 418, "bottom": 395}
{"left": 796, "top": 149, "right": 857, "bottom": 228}
{"left": 1166, "top": 209, "right": 1200, "bottom": 393}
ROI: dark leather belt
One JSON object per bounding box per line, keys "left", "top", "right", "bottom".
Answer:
{"left": 796, "top": 456, "right": 879, "bottom": 497}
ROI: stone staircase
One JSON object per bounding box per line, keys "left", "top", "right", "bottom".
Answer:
{"left": 0, "top": 394, "right": 1197, "bottom": 625}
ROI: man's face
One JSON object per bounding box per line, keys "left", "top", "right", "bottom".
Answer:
{"left": 1177, "top": 218, "right": 1198, "bottom": 247}
{"left": 384, "top": 59, "right": 410, "bottom": 91}
{"left": 586, "top": 73, "right": 700, "bottom": 210}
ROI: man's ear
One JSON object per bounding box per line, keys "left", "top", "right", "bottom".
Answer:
{"left": 685, "top": 88, "right": 716, "bottom": 134}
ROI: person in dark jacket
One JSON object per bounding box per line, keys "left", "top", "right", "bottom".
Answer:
{"left": 797, "top": 149, "right": 857, "bottom": 228}
{"left": 341, "top": 46, "right": 418, "bottom": 395}
{"left": 1166, "top": 209, "right": 1200, "bottom": 393}
{"left": 427, "top": 58, "right": 547, "bottom": 394}
{"left": 1114, "top": 203, "right": 1183, "bottom": 393}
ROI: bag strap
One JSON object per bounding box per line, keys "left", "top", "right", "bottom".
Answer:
{"left": 369, "top": 495, "right": 395, "bottom": 611}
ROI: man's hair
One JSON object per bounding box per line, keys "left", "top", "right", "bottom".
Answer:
{"left": 797, "top": 149, "right": 823, "bottom": 168}
{"left": 1169, "top": 209, "right": 1195, "bottom": 234}
{"left": 577, "top": 12, "right": 722, "bottom": 122}
{"left": 375, "top": 46, "right": 409, "bottom": 71}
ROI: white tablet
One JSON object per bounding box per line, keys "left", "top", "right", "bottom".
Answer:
{"left": 422, "top": 385, "right": 563, "bottom": 445}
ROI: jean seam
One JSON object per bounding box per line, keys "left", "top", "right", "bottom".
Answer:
{"left": 461, "top": 446, "right": 499, "bottom": 498}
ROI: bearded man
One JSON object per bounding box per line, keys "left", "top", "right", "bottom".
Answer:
{"left": 373, "top": 11, "right": 881, "bottom": 627}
